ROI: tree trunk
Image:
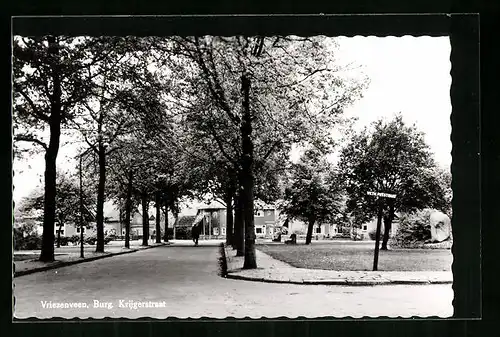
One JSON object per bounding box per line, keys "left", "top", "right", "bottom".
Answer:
{"left": 124, "top": 170, "right": 133, "bottom": 249}
{"left": 241, "top": 73, "right": 257, "bottom": 269}
{"left": 225, "top": 186, "right": 234, "bottom": 246}
{"left": 95, "top": 145, "right": 106, "bottom": 253}
{"left": 305, "top": 214, "right": 317, "bottom": 245}
{"left": 381, "top": 201, "right": 395, "bottom": 250}
{"left": 173, "top": 212, "right": 178, "bottom": 240}
{"left": 39, "top": 36, "right": 62, "bottom": 263}
{"left": 56, "top": 221, "right": 63, "bottom": 248}
{"left": 155, "top": 191, "right": 161, "bottom": 244}
{"left": 164, "top": 207, "right": 169, "bottom": 242}
{"left": 233, "top": 190, "right": 244, "bottom": 256}
{"left": 141, "top": 192, "right": 149, "bottom": 246}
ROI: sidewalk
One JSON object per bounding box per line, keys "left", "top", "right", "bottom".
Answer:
{"left": 13, "top": 240, "right": 171, "bottom": 277}
{"left": 224, "top": 246, "right": 453, "bottom": 285}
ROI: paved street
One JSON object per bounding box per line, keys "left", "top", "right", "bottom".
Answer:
{"left": 13, "top": 242, "right": 453, "bottom": 319}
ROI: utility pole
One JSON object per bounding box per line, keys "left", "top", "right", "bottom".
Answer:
{"left": 79, "top": 155, "right": 84, "bottom": 259}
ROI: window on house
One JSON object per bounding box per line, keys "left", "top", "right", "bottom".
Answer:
{"left": 315, "top": 227, "right": 321, "bottom": 234}
{"left": 363, "top": 225, "right": 367, "bottom": 230}
{"left": 255, "top": 227, "right": 263, "bottom": 234}
{"left": 56, "top": 229, "right": 64, "bottom": 235}
{"left": 221, "top": 227, "right": 226, "bottom": 235}
{"left": 254, "top": 210, "right": 263, "bottom": 217}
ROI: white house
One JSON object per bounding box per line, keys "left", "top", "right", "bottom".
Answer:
{"left": 282, "top": 218, "right": 345, "bottom": 239}
{"left": 358, "top": 215, "right": 400, "bottom": 240}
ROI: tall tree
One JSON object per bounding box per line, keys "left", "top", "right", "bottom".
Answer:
{"left": 157, "top": 35, "right": 368, "bottom": 268}
{"left": 12, "top": 36, "right": 113, "bottom": 261}
{"left": 280, "top": 148, "right": 343, "bottom": 244}
{"left": 338, "top": 115, "right": 451, "bottom": 250}
{"left": 70, "top": 39, "right": 138, "bottom": 252}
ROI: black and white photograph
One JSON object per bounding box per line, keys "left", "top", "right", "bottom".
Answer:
{"left": 12, "top": 22, "right": 458, "bottom": 319}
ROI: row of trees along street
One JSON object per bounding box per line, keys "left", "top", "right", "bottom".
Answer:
{"left": 13, "top": 35, "right": 450, "bottom": 269}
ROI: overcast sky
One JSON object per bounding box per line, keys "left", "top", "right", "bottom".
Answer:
{"left": 12, "top": 36, "right": 452, "bottom": 210}
{"left": 337, "top": 36, "right": 451, "bottom": 167}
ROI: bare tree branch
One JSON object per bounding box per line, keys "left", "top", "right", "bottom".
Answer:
{"left": 14, "top": 134, "right": 48, "bottom": 150}
{"left": 13, "top": 83, "right": 50, "bottom": 122}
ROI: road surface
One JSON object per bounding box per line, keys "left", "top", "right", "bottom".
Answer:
{"left": 13, "top": 241, "right": 453, "bottom": 319}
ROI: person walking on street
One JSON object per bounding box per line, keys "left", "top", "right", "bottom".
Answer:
{"left": 192, "top": 223, "right": 200, "bottom": 246}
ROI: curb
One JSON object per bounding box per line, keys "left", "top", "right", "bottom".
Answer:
{"left": 225, "top": 273, "right": 452, "bottom": 286}
{"left": 14, "top": 243, "right": 170, "bottom": 278}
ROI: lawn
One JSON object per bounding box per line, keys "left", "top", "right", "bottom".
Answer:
{"left": 257, "top": 241, "right": 453, "bottom": 272}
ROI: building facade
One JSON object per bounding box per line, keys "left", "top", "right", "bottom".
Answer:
{"left": 358, "top": 215, "right": 400, "bottom": 240}
{"left": 192, "top": 202, "right": 278, "bottom": 239}
{"left": 285, "top": 219, "right": 345, "bottom": 239}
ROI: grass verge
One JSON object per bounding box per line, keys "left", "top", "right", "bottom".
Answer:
{"left": 257, "top": 241, "right": 452, "bottom": 272}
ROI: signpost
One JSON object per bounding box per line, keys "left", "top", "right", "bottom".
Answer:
{"left": 368, "top": 191, "right": 396, "bottom": 271}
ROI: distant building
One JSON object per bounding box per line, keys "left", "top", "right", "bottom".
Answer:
{"left": 358, "top": 214, "right": 400, "bottom": 240}
{"left": 191, "top": 200, "right": 278, "bottom": 239}
{"left": 284, "top": 219, "right": 345, "bottom": 238}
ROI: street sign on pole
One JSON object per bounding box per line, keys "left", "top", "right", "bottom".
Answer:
{"left": 367, "top": 191, "right": 396, "bottom": 199}
{"left": 367, "top": 191, "right": 396, "bottom": 271}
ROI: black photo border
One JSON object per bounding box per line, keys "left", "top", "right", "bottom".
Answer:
{"left": 8, "top": 13, "right": 484, "bottom": 337}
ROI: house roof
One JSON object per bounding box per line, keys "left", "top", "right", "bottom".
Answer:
{"left": 196, "top": 199, "right": 276, "bottom": 211}
{"left": 197, "top": 200, "right": 227, "bottom": 210}
{"left": 175, "top": 215, "right": 197, "bottom": 228}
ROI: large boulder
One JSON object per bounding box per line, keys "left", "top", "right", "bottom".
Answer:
{"left": 428, "top": 210, "right": 452, "bottom": 243}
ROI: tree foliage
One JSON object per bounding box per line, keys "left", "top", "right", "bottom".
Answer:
{"left": 280, "top": 148, "right": 343, "bottom": 244}
{"left": 13, "top": 35, "right": 369, "bottom": 268}
{"left": 13, "top": 36, "right": 122, "bottom": 261}
{"left": 338, "top": 114, "right": 451, "bottom": 249}
{"left": 20, "top": 172, "right": 95, "bottom": 223}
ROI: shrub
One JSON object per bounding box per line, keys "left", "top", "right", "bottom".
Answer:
{"left": 174, "top": 226, "right": 192, "bottom": 240}
{"left": 15, "top": 234, "right": 42, "bottom": 250}
{"left": 391, "top": 210, "right": 432, "bottom": 248}
{"left": 340, "top": 227, "right": 351, "bottom": 238}
{"left": 68, "top": 235, "right": 80, "bottom": 245}
{"left": 84, "top": 234, "right": 97, "bottom": 245}
{"left": 57, "top": 236, "right": 70, "bottom": 246}
{"left": 83, "top": 233, "right": 113, "bottom": 245}
{"left": 14, "top": 225, "right": 43, "bottom": 250}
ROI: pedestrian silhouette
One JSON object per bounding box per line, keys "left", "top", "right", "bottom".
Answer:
{"left": 192, "top": 223, "right": 200, "bottom": 246}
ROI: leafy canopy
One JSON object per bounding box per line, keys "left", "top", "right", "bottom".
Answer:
{"left": 280, "top": 148, "right": 343, "bottom": 224}
{"left": 339, "top": 114, "right": 451, "bottom": 224}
